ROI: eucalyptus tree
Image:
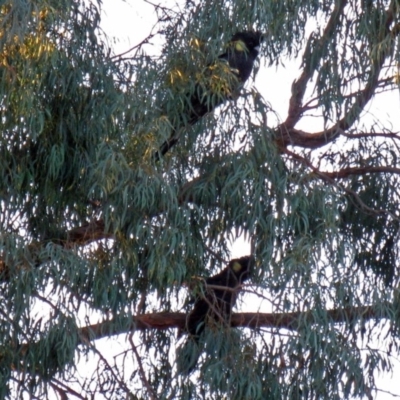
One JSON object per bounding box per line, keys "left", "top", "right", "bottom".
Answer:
{"left": 1, "top": 0, "right": 400, "bottom": 399}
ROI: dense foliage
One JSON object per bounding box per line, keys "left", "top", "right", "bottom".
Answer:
{"left": 1, "top": 0, "right": 400, "bottom": 398}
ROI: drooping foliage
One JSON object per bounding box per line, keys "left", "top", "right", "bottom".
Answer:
{"left": 1, "top": 0, "right": 400, "bottom": 399}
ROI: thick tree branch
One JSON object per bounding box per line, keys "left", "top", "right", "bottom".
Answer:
{"left": 276, "top": 0, "right": 397, "bottom": 149}
{"left": 64, "top": 219, "right": 113, "bottom": 246}
{"left": 4, "top": 300, "right": 395, "bottom": 381}
{"left": 9, "top": 305, "right": 390, "bottom": 365}
{"left": 77, "top": 304, "right": 391, "bottom": 343}
{"left": 284, "top": 0, "right": 348, "bottom": 129}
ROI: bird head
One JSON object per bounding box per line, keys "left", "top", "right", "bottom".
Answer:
{"left": 220, "top": 31, "right": 263, "bottom": 82}
{"left": 229, "top": 31, "right": 263, "bottom": 56}
{"left": 229, "top": 255, "right": 255, "bottom": 283}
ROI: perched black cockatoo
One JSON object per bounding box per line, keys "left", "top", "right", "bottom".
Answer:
{"left": 186, "top": 255, "right": 254, "bottom": 340}
{"left": 177, "top": 256, "right": 254, "bottom": 374}
{"left": 156, "top": 31, "right": 262, "bottom": 159}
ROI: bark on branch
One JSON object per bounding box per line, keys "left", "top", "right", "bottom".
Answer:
{"left": 284, "top": 0, "right": 348, "bottom": 130}
{"left": 276, "top": 0, "right": 397, "bottom": 149}
{"left": 77, "top": 304, "right": 391, "bottom": 343}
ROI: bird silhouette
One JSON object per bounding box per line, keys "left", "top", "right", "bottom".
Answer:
{"left": 186, "top": 255, "right": 254, "bottom": 339}
{"left": 155, "top": 31, "right": 262, "bottom": 159}
{"left": 177, "top": 256, "right": 254, "bottom": 373}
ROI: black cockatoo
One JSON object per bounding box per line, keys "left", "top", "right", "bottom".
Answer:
{"left": 177, "top": 256, "right": 254, "bottom": 374}
{"left": 186, "top": 255, "right": 254, "bottom": 340}
{"left": 156, "top": 31, "right": 262, "bottom": 159}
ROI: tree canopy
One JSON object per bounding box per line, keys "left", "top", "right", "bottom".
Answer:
{"left": 1, "top": 0, "right": 400, "bottom": 398}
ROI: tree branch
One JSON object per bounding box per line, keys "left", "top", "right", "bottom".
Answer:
{"left": 129, "top": 333, "right": 157, "bottom": 400}
{"left": 77, "top": 304, "right": 391, "bottom": 343}
{"left": 276, "top": 0, "right": 397, "bottom": 149}
{"left": 5, "top": 304, "right": 394, "bottom": 378}
{"left": 64, "top": 219, "right": 113, "bottom": 246}
{"left": 284, "top": 0, "right": 348, "bottom": 129}
{"left": 322, "top": 165, "right": 400, "bottom": 179}
{"left": 283, "top": 148, "right": 396, "bottom": 217}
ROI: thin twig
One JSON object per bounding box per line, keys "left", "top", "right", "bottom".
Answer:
{"left": 283, "top": 148, "right": 398, "bottom": 219}
{"left": 129, "top": 333, "right": 157, "bottom": 400}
